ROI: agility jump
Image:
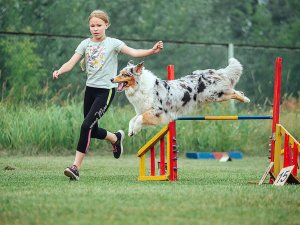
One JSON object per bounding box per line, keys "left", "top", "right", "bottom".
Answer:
{"left": 137, "top": 58, "right": 299, "bottom": 184}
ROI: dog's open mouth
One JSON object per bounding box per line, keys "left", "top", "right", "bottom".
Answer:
{"left": 117, "top": 82, "right": 128, "bottom": 91}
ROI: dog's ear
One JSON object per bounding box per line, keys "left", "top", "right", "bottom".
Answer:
{"left": 135, "top": 61, "right": 144, "bottom": 74}
{"left": 127, "top": 60, "right": 134, "bottom": 66}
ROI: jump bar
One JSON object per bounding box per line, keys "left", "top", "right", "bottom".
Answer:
{"left": 176, "top": 115, "right": 272, "bottom": 120}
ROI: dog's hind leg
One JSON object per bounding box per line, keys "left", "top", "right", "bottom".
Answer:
{"left": 217, "top": 90, "right": 250, "bottom": 103}
{"left": 231, "top": 90, "right": 250, "bottom": 103}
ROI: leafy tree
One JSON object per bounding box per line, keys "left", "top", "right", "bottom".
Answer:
{"left": 0, "top": 38, "right": 46, "bottom": 102}
{"left": 0, "top": 0, "right": 300, "bottom": 103}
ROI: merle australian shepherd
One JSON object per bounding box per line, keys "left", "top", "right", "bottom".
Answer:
{"left": 111, "top": 58, "right": 250, "bottom": 136}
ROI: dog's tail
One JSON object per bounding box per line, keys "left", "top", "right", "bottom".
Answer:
{"left": 218, "top": 58, "right": 243, "bottom": 87}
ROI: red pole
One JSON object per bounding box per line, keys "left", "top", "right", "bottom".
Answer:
{"left": 169, "top": 121, "right": 177, "bottom": 181}
{"left": 167, "top": 65, "right": 175, "bottom": 80}
{"left": 160, "top": 137, "right": 165, "bottom": 175}
{"left": 283, "top": 134, "right": 291, "bottom": 168}
{"left": 167, "top": 65, "right": 178, "bottom": 181}
{"left": 270, "top": 57, "right": 282, "bottom": 183}
{"left": 150, "top": 146, "right": 155, "bottom": 176}
{"left": 292, "top": 144, "right": 298, "bottom": 176}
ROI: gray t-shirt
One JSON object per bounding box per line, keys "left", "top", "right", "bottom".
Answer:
{"left": 75, "top": 37, "right": 125, "bottom": 89}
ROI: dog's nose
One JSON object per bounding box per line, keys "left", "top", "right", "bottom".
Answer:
{"left": 110, "top": 78, "right": 114, "bottom": 83}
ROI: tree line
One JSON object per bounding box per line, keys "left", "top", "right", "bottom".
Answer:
{"left": 0, "top": 0, "right": 299, "bottom": 104}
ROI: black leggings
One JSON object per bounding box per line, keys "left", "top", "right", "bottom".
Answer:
{"left": 77, "top": 86, "right": 115, "bottom": 153}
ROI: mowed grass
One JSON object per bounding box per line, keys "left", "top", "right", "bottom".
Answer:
{"left": 0, "top": 155, "right": 299, "bottom": 225}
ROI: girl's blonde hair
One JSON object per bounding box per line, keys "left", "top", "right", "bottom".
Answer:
{"left": 88, "top": 10, "right": 110, "bottom": 25}
{"left": 80, "top": 10, "right": 110, "bottom": 71}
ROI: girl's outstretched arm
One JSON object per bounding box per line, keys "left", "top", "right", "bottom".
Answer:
{"left": 121, "top": 41, "right": 163, "bottom": 58}
{"left": 53, "top": 53, "right": 82, "bottom": 79}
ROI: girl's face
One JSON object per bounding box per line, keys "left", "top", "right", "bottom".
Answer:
{"left": 89, "top": 17, "right": 108, "bottom": 41}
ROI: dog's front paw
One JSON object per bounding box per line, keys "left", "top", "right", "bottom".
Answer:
{"left": 128, "top": 127, "right": 141, "bottom": 137}
{"left": 128, "top": 127, "right": 136, "bottom": 136}
{"left": 244, "top": 96, "right": 250, "bottom": 103}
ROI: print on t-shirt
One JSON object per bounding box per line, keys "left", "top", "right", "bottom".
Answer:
{"left": 85, "top": 45, "right": 105, "bottom": 74}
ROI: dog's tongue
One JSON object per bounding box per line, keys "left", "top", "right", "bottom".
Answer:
{"left": 117, "top": 83, "right": 124, "bottom": 91}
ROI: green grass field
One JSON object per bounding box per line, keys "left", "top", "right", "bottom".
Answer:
{"left": 1, "top": 155, "right": 299, "bottom": 225}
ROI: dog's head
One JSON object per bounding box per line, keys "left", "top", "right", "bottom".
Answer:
{"left": 111, "top": 61, "right": 144, "bottom": 92}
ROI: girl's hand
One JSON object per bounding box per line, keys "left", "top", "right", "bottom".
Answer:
{"left": 152, "top": 41, "right": 164, "bottom": 54}
{"left": 52, "top": 70, "right": 60, "bottom": 80}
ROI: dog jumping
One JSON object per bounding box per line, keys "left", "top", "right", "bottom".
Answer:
{"left": 111, "top": 58, "right": 250, "bottom": 136}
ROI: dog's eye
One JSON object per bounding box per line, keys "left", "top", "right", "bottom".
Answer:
{"left": 130, "top": 68, "right": 134, "bottom": 74}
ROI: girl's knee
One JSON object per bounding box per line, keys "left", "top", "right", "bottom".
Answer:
{"left": 90, "top": 127, "right": 107, "bottom": 139}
